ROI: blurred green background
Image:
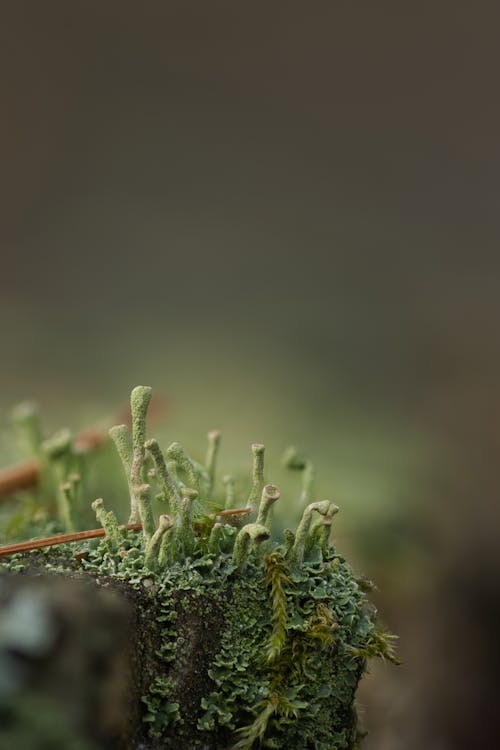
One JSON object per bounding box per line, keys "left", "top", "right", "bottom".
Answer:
{"left": 1, "top": 2, "right": 499, "bottom": 748}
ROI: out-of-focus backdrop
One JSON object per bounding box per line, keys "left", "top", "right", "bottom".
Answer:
{"left": 1, "top": 2, "right": 499, "bottom": 748}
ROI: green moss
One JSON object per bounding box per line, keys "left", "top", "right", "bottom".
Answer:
{"left": 1, "top": 386, "right": 398, "bottom": 749}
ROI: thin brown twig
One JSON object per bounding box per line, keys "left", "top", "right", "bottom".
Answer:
{"left": 217, "top": 507, "right": 253, "bottom": 518}
{"left": 214, "top": 506, "right": 253, "bottom": 528}
{"left": 0, "top": 523, "right": 142, "bottom": 558}
{"left": 0, "top": 460, "right": 40, "bottom": 497}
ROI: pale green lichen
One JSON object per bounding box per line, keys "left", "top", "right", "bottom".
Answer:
{"left": 145, "top": 438, "right": 181, "bottom": 515}
{"left": 255, "top": 484, "right": 280, "bottom": 528}
{"left": 1, "top": 385, "right": 398, "bottom": 749}
{"left": 145, "top": 514, "right": 174, "bottom": 570}
{"left": 233, "top": 523, "right": 271, "bottom": 568}
{"left": 109, "top": 424, "right": 133, "bottom": 479}
{"left": 247, "top": 443, "right": 265, "bottom": 508}
{"left": 11, "top": 401, "right": 43, "bottom": 457}
{"left": 282, "top": 446, "right": 315, "bottom": 506}
{"left": 91, "top": 498, "right": 122, "bottom": 547}
{"left": 205, "top": 430, "right": 222, "bottom": 498}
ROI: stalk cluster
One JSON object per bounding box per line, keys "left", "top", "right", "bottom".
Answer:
{"left": 94, "top": 386, "right": 340, "bottom": 572}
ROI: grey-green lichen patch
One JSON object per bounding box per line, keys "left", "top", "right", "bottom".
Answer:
{"left": 1, "top": 386, "right": 398, "bottom": 749}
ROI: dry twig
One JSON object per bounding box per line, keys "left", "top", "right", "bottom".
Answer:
{"left": 0, "top": 523, "right": 142, "bottom": 558}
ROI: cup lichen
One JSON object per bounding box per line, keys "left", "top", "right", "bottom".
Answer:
{"left": 1, "top": 385, "right": 398, "bottom": 749}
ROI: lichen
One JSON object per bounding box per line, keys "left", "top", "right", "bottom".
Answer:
{"left": 0, "top": 385, "right": 398, "bottom": 749}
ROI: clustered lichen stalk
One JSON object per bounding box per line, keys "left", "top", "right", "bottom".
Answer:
{"left": 2, "top": 384, "right": 399, "bottom": 750}
{"left": 91, "top": 386, "right": 342, "bottom": 576}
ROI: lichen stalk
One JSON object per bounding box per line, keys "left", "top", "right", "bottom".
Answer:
{"left": 208, "top": 521, "right": 223, "bottom": 554}
{"left": 255, "top": 483, "right": 281, "bottom": 528}
{"left": 233, "top": 522, "right": 270, "bottom": 567}
{"left": 177, "top": 488, "right": 198, "bottom": 557}
{"left": 109, "top": 424, "right": 133, "bottom": 477}
{"left": 205, "top": 430, "right": 221, "bottom": 497}
{"left": 145, "top": 514, "right": 173, "bottom": 570}
{"left": 145, "top": 438, "right": 181, "bottom": 517}
{"left": 282, "top": 446, "right": 315, "bottom": 505}
{"left": 59, "top": 481, "right": 75, "bottom": 533}
{"left": 291, "top": 500, "right": 333, "bottom": 565}
{"left": 109, "top": 423, "right": 138, "bottom": 522}
{"left": 91, "top": 498, "right": 121, "bottom": 546}
{"left": 130, "top": 386, "right": 152, "bottom": 486}
{"left": 11, "top": 401, "right": 43, "bottom": 456}
{"left": 42, "top": 430, "right": 74, "bottom": 530}
{"left": 166, "top": 442, "right": 208, "bottom": 495}
{"left": 247, "top": 443, "right": 265, "bottom": 508}
{"left": 223, "top": 474, "right": 236, "bottom": 508}
{"left": 135, "top": 482, "right": 155, "bottom": 542}
{"left": 283, "top": 529, "right": 295, "bottom": 559}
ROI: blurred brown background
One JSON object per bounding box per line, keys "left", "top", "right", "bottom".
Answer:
{"left": 1, "top": 2, "right": 499, "bottom": 748}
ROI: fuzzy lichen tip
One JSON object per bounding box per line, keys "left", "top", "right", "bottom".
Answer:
{"left": 181, "top": 487, "right": 199, "bottom": 502}
{"left": 11, "top": 400, "right": 39, "bottom": 424}
{"left": 306, "top": 500, "right": 331, "bottom": 517}
{"left": 130, "top": 386, "right": 152, "bottom": 483}
{"left": 281, "top": 446, "right": 307, "bottom": 470}
{"left": 11, "top": 401, "right": 43, "bottom": 455}
{"left": 41, "top": 429, "right": 72, "bottom": 459}
{"left": 251, "top": 443, "right": 265, "bottom": 464}
{"left": 91, "top": 497, "right": 104, "bottom": 512}
{"left": 130, "top": 385, "right": 153, "bottom": 426}
{"left": 91, "top": 497, "right": 121, "bottom": 546}
{"left": 205, "top": 430, "right": 222, "bottom": 494}
{"left": 256, "top": 484, "right": 281, "bottom": 527}
{"left": 233, "top": 522, "right": 270, "bottom": 567}
{"left": 328, "top": 502, "right": 339, "bottom": 517}
{"left": 165, "top": 442, "right": 203, "bottom": 490}
{"left": 291, "top": 500, "right": 336, "bottom": 566}
{"left": 158, "top": 513, "right": 174, "bottom": 532}
{"left": 166, "top": 441, "right": 183, "bottom": 461}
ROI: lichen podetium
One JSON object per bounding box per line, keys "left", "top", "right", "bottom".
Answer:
{"left": 1, "top": 386, "right": 399, "bottom": 750}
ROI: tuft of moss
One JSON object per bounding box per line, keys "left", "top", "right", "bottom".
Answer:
{"left": 1, "top": 386, "right": 398, "bottom": 749}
